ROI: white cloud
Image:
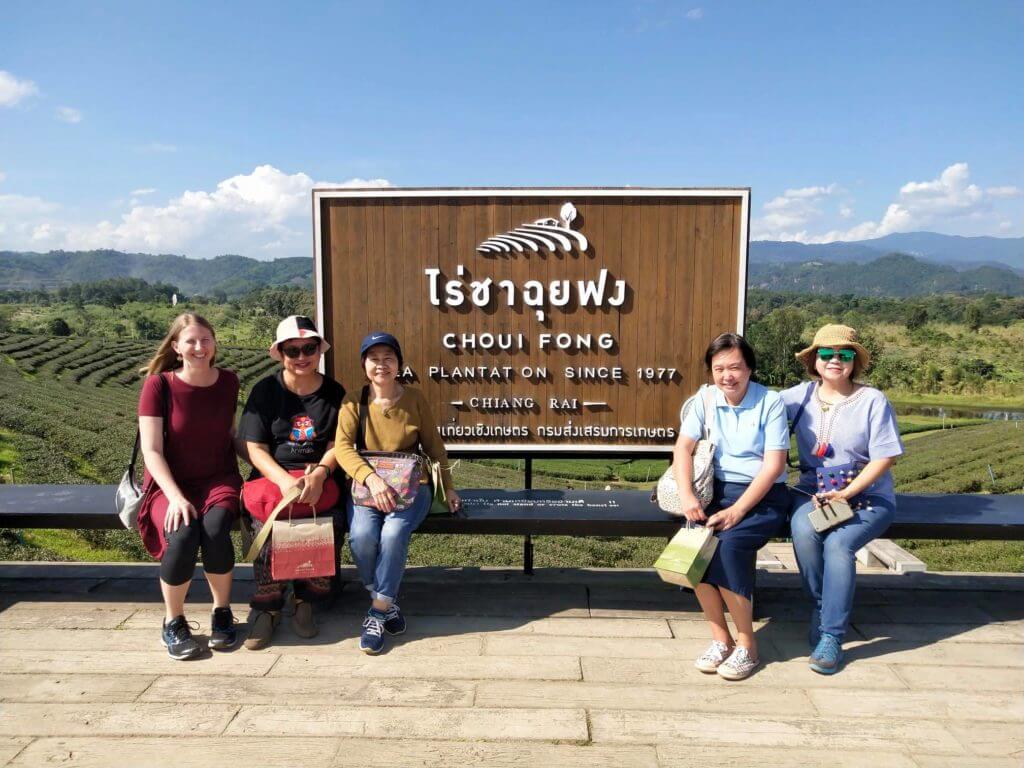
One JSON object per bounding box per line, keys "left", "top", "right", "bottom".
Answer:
{"left": 130, "top": 187, "right": 156, "bottom": 196}
{"left": 755, "top": 163, "right": 1022, "bottom": 242}
{"left": 0, "top": 70, "right": 39, "bottom": 107}
{"left": 136, "top": 142, "right": 178, "bottom": 153}
{"left": 686, "top": 8, "right": 703, "bottom": 20}
{"left": 0, "top": 165, "right": 391, "bottom": 260}
{"left": 751, "top": 183, "right": 840, "bottom": 241}
{"left": 55, "top": 106, "right": 82, "bottom": 123}
{"left": 0, "top": 170, "right": 6, "bottom": 184}
{"left": 986, "top": 185, "right": 1021, "bottom": 199}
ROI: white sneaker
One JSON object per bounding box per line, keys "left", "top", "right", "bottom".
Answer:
{"left": 717, "top": 646, "right": 759, "bottom": 680}
{"left": 694, "top": 640, "right": 733, "bottom": 673}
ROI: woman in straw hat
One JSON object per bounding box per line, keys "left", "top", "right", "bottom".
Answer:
{"left": 238, "top": 315, "right": 346, "bottom": 649}
{"left": 781, "top": 324, "right": 903, "bottom": 674}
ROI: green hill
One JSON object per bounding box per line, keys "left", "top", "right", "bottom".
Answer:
{"left": 0, "top": 250, "right": 313, "bottom": 298}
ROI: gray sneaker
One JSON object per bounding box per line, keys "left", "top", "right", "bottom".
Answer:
{"left": 717, "top": 646, "right": 759, "bottom": 680}
{"left": 694, "top": 640, "right": 733, "bottom": 673}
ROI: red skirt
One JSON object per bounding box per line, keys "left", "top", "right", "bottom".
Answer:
{"left": 241, "top": 470, "right": 341, "bottom": 523}
{"left": 137, "top": 472, "right": 242, "bottom": 560}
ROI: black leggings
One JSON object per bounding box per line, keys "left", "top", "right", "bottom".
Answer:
{"left": 160, "top": 506, "right": 235, "bottom": 586}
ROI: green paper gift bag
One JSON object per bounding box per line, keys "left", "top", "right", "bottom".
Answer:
{"left": 654, "top": 524, "right": 719, "bottom": 588}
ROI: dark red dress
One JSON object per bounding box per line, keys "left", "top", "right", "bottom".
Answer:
{"left": 137, "top": 369, "right": 242, "bottom": 559}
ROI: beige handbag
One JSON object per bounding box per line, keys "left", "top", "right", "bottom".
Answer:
{"left": 655, "top": 387, "right": 716, "bottom": 515}
{"left": 244, "top": 486, "right": 336, "bottom": 580}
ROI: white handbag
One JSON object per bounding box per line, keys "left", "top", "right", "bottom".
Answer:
{"left": 656, "top": 386, "right": 717, "bottom": 515}
{"left": 114, "top": 434, "right": 144, "bottom": 530}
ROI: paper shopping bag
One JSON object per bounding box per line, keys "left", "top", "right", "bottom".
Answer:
{"left": 271, "top": 513, "right": 336, "bottom": 581}
{"left": 654, "top": 524, "right": 718, "bottom": 589}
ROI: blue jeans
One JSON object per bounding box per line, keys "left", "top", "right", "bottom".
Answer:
{"left": 790, "top": 493, "right": 895, "bottom": 641}
{"left": 346, "top": 484, "right": 431, "bottom": 604}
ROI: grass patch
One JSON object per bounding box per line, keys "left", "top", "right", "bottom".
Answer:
{"left": 20, "top": 530, "right": 136, "bottom": 562}
{"left": 897, "top": 540, "right": 1024, "bottom": 573}
{"left": 0, "top": 427, "right": 17, "bottom": 479}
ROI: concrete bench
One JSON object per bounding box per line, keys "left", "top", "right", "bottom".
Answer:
{"left": 2, "top": 484, "right": 1022, "bottom": 574}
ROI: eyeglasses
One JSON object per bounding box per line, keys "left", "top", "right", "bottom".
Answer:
{"left": 817, "top": 347, "right": 856, "bottom": 363}
{"left": 281, "top": 341, "right": 320, "bottom": 359}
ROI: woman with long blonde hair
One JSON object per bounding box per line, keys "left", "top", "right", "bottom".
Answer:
{"left": 137, "top": 313, "right": 243, "bottom": 660}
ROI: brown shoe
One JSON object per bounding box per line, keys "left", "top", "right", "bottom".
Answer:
{"left": 291, "top": 600, "right": 318, "bottom": 638}
{"left": 244, "top": 610, "right": 279, "bottom": 650}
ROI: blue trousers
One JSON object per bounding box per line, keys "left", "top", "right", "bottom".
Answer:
{"left": 790, "top": 493, "right": 895, "bottom": 641}
{"left": 346, "top": 484, "right": 431, "bottom": 604}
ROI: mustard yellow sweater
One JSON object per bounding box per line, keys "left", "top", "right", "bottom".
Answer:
{"left": 333, "top": 386, "right": 454, "bottom": 490}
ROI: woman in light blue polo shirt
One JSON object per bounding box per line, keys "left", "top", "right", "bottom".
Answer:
{"left": 782, "top": 324, "right": 903, "bottom": 675}
{"left": 674, "top": 333, "right": 790, "bottom": 681}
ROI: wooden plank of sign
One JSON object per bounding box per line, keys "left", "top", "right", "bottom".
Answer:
{"left": 618, "top": 197, "right": 641, "bottom": 432}
{"left": 580, "top": 197, "right": 602, "bottom": 431}
{"left": 654, "top": 199, "right": 674, "bottom": 430}
{"left": 710, "top": 198, "right": 732, "bottom": 340}
{"left": 673, "top": 200, "right": 697, "bottom": 406}
{"left": 598, "top": 200, "right": 623, "bottom": 427}
{"left": 728, "top": 197, "right": 743, "bottom": 334}
{"left": 692, "top": 201, "right": 715, "bottom": 373}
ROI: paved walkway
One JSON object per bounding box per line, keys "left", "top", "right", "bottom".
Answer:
{"left": 0, "top": 563, "right": 1021, "bottom": 767}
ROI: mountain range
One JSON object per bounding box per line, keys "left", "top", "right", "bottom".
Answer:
{"left": 0, "top": 250, "right": 312, "bottom": 297}
{"left": 750, "top": 232, "right": 1024, "bottom": 272}
{"left": 1, "top": 232, "right": 1023, "bottom": 298}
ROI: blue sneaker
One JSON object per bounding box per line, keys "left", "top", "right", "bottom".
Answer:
{"left": 162, "top": 615, "right": 203, "bottom": 660}
{"left": 360, "top": 609, "right": 386, "bottom": 654}
{"left": 383, "top": 603, "right": 406, "bottom": 635}
{"left": 209, "top": 607, "right": 237, "bottom": 650}
{"left": 809, "top": 632, "right": 843, "bottom": 674}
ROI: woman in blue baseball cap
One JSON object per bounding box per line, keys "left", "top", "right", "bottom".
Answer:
{"left": 334, "top": 331, "right": 460, "bottom": 654}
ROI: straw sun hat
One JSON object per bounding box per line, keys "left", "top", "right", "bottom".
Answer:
{"left": 795, "top": 324, "right": 871, "bottom": 377}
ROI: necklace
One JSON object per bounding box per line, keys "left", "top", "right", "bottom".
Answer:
{"left": 813, "top": 383, "right": 864, "bottom": 458}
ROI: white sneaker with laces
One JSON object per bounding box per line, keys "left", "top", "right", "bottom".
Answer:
{"left": 694, "top": 640, "right": 733, "bottom": 673}
{"left": 717, "top": 646, "right": 759, "bottom": 680}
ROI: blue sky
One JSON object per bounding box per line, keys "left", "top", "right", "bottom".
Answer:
{"left": 1, "top": 1, "right": 1022, "bottom": 259}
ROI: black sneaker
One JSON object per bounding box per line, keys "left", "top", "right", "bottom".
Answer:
{"left": 209, "top": 607, "right": 237, "bottom": 650}
{"left": 162, "top": 615, "right": 203, "bottom": 660}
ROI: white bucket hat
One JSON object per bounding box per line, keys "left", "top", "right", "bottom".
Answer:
{"left": 268, "top": 315, "right": 331, "bottom": 361}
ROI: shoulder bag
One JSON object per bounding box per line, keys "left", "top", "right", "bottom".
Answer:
{"left": 115, "top": 372, "right": 169, "bottom": 529}
{"left": 654, "top": 386, "right": 716, "bottom": 515}
{"left": 350, "top": 385, "right": 423, "bottom": 512}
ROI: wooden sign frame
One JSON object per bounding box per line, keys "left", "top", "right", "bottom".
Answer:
{"left": 313, "top": 188, "right": 750, "bottom": 455}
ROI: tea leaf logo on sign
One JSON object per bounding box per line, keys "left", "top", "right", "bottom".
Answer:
{"left": 476, "top": 202, "right": 589, "bottom": 255}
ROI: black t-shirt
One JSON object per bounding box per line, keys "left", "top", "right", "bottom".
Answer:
{"left": 239, "top": 372, "right": 346, "bottom": 477}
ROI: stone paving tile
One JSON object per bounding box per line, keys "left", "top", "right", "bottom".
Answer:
{"left": 0, "top": 737, "right": 31, "bottom": 766}
{"left": 876, "top": 603, "right": 1001, "bottom": 624}
{"left": 853, "top": 622, "right": 1024, "bottom": 644}
{"left": 270, "top": 653, "right": 582, "bottom": 681}
{"left": 808, "top": 688, "right": 1024, "bottom": 722}
{"left": 483, "top": 634, "right": 784, "bottom": 661}
{"left": 589, "top": 710, "right": 965, "bottom": 753}
{"left": 332, "top": 583, "right": 590, "bottom": 618}
{"left": 140, "top": 676, "right": 475, "bottom": 707}
{"left": 475, "top": 680, "right": 816, "bottom": 715}
{"left": 0, "top": 674, "right": 155, "bottom": 703}
{"left": 912, "top": 757, "right": 1023, "bottom": 768}
{"left": 582, "top": 656, "right": 909, "bottom": 689}
{"left": 947, "top": 721, "right": 1024, "bottom": 758}
{"left": 369, "top": 615, "right": 675, "bottom": 638}
{"left": 226, "top": 705, "right": 589, "bottom": 742}
{"left": 893, "top": 663, "right": 1024, "bottom": 692}
{"left": 8, "top": 737, "right": 341, "bottom": 768}
{"left": 0, "top": 650, "right": 278, "bottom": 677}
{"left": 656, "top": 744, "right": 919, "bottom": 768}
{"left": 772, "top": 637, "right": 1024, "bottom": 667}
{"left": 0, "top": 605, "right": 136, "bottom": 630}
{"left": 0, "top": 703, "right": 238, "bottom": 737}
{"left": 119, "top": 603, "right": 258, "bottom": 630}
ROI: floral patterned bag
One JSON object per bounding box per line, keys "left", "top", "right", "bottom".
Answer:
{"left": 352, "top": 386, "right": 422, "bottom": 512}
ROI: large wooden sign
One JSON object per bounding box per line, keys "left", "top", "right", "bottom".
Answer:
{"left": 313, "top": 188, "right": 749, "bottom": 454}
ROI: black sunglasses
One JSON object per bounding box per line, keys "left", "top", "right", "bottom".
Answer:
{"left": 281, "top": 341, "right": 320, "bottom": 359}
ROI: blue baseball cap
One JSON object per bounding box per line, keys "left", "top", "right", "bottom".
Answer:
{"left": 359, "top": 331, "right": 403, "bottom": 367}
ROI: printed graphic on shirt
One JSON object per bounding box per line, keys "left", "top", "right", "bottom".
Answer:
{"left": 290, "top": 415, "right": 317, "bottom": 443}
